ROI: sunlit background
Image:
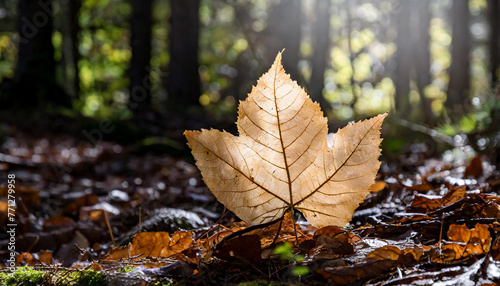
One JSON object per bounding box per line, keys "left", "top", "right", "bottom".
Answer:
{"left": 0, "top": 0, "right": 498, "bottom": 139}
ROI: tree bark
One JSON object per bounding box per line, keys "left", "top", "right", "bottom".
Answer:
{"left": 487, "top": 0, "right": 500, "bottom": 87}
{"left": 5, "top": 0, "right": 68, "bottom": 108}
{"left": 394, "top": 0, "right": 411, "bottom": 115}
{"left": 264, "top": 0, "right": 301, "bottom": 83}
{"left": 129, "top": 0, "right": 153, "bottom": 113}
{"left": 309, "top": 0, "right": 331, "bottom": 111}
{"left": 447, "top": 0, "right": 470, "bottom": 110}
{"left": 167, "top": 0, "right": 201, "bottom": 111}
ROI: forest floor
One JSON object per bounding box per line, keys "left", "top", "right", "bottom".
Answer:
{"left": 1, "top": 118, "right": 500, "bottom": 285}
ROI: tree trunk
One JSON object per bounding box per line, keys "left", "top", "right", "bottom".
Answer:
{"left": 447, "top": 0, "right": 470, "bottom": 110}
{"left": 487, "top": 0, "right": 500, "bottom": 87}
{"left": 309, "top": 0, "right": 331, "bottom": 111}
{"left": 167, "top": 0, "right": 201, "bottom": 111}
{"left": 5, "top": 0, "right": 68, "bottom": 108}
{"left": 129, "top": 0, "right": 153, "bottom": 113}
{"left": 264, "top": 0, "right": 301, "bottom": 83}
{"left": 394, "top": 0, "right": 411, "bottom": 115}
{"left": 61, "top": 0, "right": 81, "bottom": 99}
{"left": 412, "top": 0, "right": 433, "bottom": 126}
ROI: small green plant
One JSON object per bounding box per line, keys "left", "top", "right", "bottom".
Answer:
{"left": 117, "top": 265, "right": 136, "bottom": 273}
{"left": 273, "top": 243, "right": 309, "bottom": 277}
{"left": 152, "top": 279, "right": 173, "bottom": 286}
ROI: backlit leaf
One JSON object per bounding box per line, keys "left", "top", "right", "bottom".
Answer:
{"left": 185, "top": 52, "right": 386, "bottom": 228}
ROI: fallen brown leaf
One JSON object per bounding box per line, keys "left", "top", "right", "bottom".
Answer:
{"left": 104, "top": 231, "right": 193, "bottom": 261}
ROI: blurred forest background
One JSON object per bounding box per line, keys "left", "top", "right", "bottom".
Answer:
{"left": 0, "top": 0, "right": 499, "bottom": 157}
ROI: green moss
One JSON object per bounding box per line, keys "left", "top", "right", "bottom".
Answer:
{"left": 0, "top": 267, "right": 107, "bottom": 286}
{"left": 52, "top": 269, "right": 106, "bottom": 286}
{"left": 0, "top": 266, "right": 46, "bottom": 286}
{"left": 75, "top": 270, "right": 106, "bottom": 286}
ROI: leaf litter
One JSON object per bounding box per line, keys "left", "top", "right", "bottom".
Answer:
{"left": 1, "top": 54, "right": 500, "bottom": 285}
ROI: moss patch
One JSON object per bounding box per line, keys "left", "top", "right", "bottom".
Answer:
{"left": 0, "top": 267, "right": 106, "bottom": 286}
{"left": 0, "top": 266, "right": 46, "bottom": 286}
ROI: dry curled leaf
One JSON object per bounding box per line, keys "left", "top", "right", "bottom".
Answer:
{"left": 185, "top": 52, "right": 386, "bottom": 228}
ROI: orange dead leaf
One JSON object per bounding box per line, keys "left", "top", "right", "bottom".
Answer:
{"left": 318, "top": 259, "right": 396, "bottom": 284}
{"left": 42, "top": 216, "right": 75, "bottom": 231}
{"left": 185, "top": 52, "right": 386, "bottom": 228}
{"left": 370, "top": 180, "right": 386, "bottom": 193}
{"left": 441, "top": 224, "right": 492, "bottom": 262}
{"left": 441, "top": 185, "right": 466, "bottom": 205}
{"left": 105, "top": 231, "right": 193, "bottom": 261}
{"left": 38, "top": 250, "right": 53, "bottom": 265}
{"left": 367, "top": 246, "right": 402, "bottom": 261}
{"left": 409, "top": 186, "right": 465, "bottom": 213}
{"left": 90, "top": 261, "right": 103, "bottom": 271}
{"left": 16, "top": 252, "right": 34, "bottom": 266}
{"left": 447, "top": 224, "right": 471, "bottom": 243}
{"left": 367, "top": 245, "right": 426, "bottom": 264}
{"left": 464, "top": 156, "right": 483, "bottom": 178}
{"left": 314, "top": 226, "right": 344, "bottom": 238}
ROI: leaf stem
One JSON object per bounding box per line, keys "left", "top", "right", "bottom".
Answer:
{"left": 290, "top": 208, "right": 299, "bottom": 243}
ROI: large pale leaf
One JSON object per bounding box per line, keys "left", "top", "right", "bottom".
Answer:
{"left": 185, "top": 52, "right": 386, "bottom": 228}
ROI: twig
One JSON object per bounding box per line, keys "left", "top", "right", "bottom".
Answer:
{"left": 214, "top": 216, "right": 283, "bottom": 250}
{"left": 271, "top": 216, "right": 285, "bottom": 246}
{"left": 103, "top": 210, "right": 115, "bottom": 247}
{"left": 438, "top": 213, "right": 445, "bottom": 257}
{"left": 138, "top": 207, "right": 142, "bottom": 233}
{"left": 195, "top": 207, "right": 230, "bottom": 243}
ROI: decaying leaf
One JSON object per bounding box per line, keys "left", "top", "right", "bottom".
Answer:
{"left": 409, "top": 186, "right": 466, "bottom": 213}
{"left": 185, "top": 52, "right": 386, "bottom": 228}
{"left": 105, "top": 231, "right": 193, "bottom": 261}
{"left": 439, "top": 223, "right": 491, "bottom": 262}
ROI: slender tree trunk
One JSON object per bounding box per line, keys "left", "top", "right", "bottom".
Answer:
{"left": 412, "top": 0, "right": 433, "bottom": 126}
{"left": 394, "top": 0, "right": 411, "bottom": 115}
{"left": 264, "top": 0, "right": 301, "bottom": 82}
{"left": 61, "top": 0, "right": 81, "bottom": 99}
{"left": 309, "top": 0, "right": 331, "bottom": 111}
{"left": 167, "top": 0, "right": 201, "bottom": 111}
{"left": 7, "top": 0, "right": 68, "bottom": 108}
{"left": 69, "top": 0, "right": 81, "bottom": 99}
{"left": 129, "top": 0, "right": 152, "bottom": 113}
{"left": 487, "top": 0, "right": 500, "bottom": 87}
{"left": 346, "top": 0, "right": 358, "bottom": 109}
{"left": 447, "top": 0, "right": 470, "bottom": 110}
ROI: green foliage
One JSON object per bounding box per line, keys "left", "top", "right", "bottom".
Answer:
{"left": 78, "top": 0, "right": 132, "bottom": 118}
